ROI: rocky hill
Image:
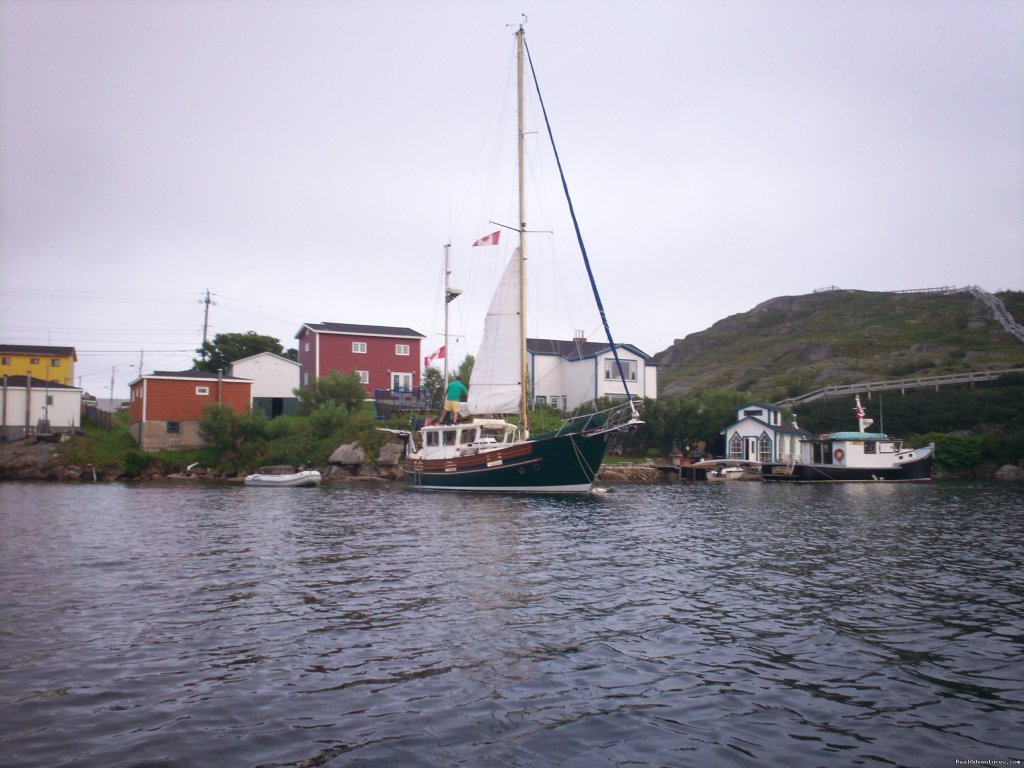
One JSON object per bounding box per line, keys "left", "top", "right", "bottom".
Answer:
{"left": 654, "top": 288, "right": 1024, "bottom": 401}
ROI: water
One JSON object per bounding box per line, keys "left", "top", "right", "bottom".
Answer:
{"left": 1, "top": 481, "right": 1022, "bottom": 767}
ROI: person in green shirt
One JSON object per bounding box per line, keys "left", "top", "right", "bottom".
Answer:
{"left": 442, "top": 375, "right": 468, "bottom": 424}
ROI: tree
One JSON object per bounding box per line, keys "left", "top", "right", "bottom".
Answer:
{"left": 422, "top": 366, "right": 444, "bottom": 412}
{"left": 194, "top": 331, "right": 286, "bottom": 372}
{"left": 295, "top": 369, "right": 366, "bottom": 415}
{"left": 456, "top": 355, "right": 474, "bottom": 386}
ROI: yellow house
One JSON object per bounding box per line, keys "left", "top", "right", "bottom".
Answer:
{"left": 0, "top": 345, "right": 77, "bottom": 386}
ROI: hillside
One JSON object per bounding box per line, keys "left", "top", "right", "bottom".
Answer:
{"left": 653, "top": 289, "right": 1024, "bottom": 401}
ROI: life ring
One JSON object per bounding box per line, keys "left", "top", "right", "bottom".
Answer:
{"left": 834, "top": 448, "right": 845, "bottom": 461}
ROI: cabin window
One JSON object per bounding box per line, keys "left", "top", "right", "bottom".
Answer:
{"left": 352, "top": 342, "right": 367, "bottom": 354}
{"left": 167, "top": 421, "right": 181, "bottom": 434}
{"left": 758, "top": 434, "right": 772, "bottom": 463}
{"left": 356, "top": 370, "right": 369, "bottom": 384}
{"left": 604, "top": 359, "right": 637, "bottom": 382}
{"left": 395, "top": 344, "right": 410, "bottom": 356}
{"left": 196, "top": 386, "right": 210, "bottom": 396}
{"left": 460, "top": 429, "right": 477, "bottom": 445}
{"left": 728, "top": 433, "right": 743, "bottom": 460}
{"left": 443, "top": 430, "right": 457, "bottom": 446}
{"left": 426, "top": 431, "right": 439, "bottom": 447}
{"left": 864, "top": 442, "right": 876, "bottom": 455}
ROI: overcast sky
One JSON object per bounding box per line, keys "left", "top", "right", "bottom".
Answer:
{"left": 2, "top": 0, "right": 1022, "bottom": 399}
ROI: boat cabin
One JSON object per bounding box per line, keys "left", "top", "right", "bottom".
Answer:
{"left": 415, "top": 418, "right": 519, "bottom": 460}
{"left": 802, "top": 431, "right": 910, "bottom": 467}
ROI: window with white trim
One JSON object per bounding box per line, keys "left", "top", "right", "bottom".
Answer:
{"left": 356, "top": 370, "right": 369, "bottom": 384}
{"left": 51, "top": 359, "right": 61, "bottom": 367}
{"left": 196, "top": 386, "right": 210, "bottom": 396}
{"left": 395, "top": 344, "right": 410, "bottom": 356}
{"left": 604, "top": 358, "right": 637, "bottom": 382}
{"left": 352, "top": 342, "right": 367, "bottom": 354}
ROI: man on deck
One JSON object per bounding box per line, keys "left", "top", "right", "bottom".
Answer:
{"left": 442, "top": 375, "right": 468, "bottom": 425}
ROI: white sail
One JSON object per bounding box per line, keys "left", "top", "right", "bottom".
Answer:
{"left": 466, "top": 248, "right": 522, "bottom": 415}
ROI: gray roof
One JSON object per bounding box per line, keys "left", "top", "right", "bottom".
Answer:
{"left": 526, "top": 337, "right": 651, "bottom": 361}
{"left": 0, "top": 375, "right": 81, "bottom": 390}
{"left": 297, "top": 322, "right": 424, "bottom": 339}
{"left": 0, "top": 344, "right": 77, "bottom": 359}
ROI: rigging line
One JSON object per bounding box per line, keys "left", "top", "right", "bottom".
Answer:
{"left": 523, "top": 36, "right": 637, "bottom": 418}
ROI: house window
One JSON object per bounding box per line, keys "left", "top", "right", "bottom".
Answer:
{"left": 604, "top": 359, "right": 637, "bottom": 382}
{"left": 535, "top": 396, "right": 547, "bottom": 406}
{"left": 729, "top": 433, "right": 743, "bottom": 459}
{"left": 196, "top": 386, "right": 210, "bottom": 396}
{"left": 31, "top": 357, "right": 40, "bottom": 365}
{"left": 758, "top": 434, "right": 773, "bottom": 463}
{"left": 391, "top": 372, "right": 412, "bottom": 390}
{"left": 1, "top": 357, "right": 9, "bottom": 365}
{"left": 303, "top": 372, "right": 310, "bottom": 386}
{"left": 353, "top": 342, "right": 367, "bottom": 354}
{"left": 356, "top": 370, "right": 369, "bottom": 384}
{"left": 46, "top": 395, "right": 54, "bottom": 406}
{"left": 51, "top": 359, "right": 61, "bottom": 367}
{"left": 395, "top": 344, "right": 410, "bottom": 356}
{"left": 167, "top": 421, "right": 181, "bottom": 434}
{"left": 304, "top": 341, "right": 310, "bottom": 352}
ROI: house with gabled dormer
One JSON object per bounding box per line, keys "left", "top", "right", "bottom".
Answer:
{"left": 527, "top": 334, "right": 657, "bottom": 412}
{"left": 295, "top": 322, "right": 425, "bottom": 395}
{"left": 723, "top": 402, "right": 811, "bottom": 463}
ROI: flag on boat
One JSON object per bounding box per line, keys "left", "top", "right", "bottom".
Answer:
{"left": 424, "top": 346, "right": 445, "bottom": 368}
{"left": 855, "top": 397, "right": 865, "bottom": 419}
{"left": 472, "top": 230, "right": 500, "bottom": 247}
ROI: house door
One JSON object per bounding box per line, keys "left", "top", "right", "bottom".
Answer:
{"left": 391, "top": 372, "right": 413, "bottom": 391}
{"left": 744, "top": 437, "right": 758, "bottom": 461}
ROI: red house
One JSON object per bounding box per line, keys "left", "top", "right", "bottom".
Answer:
{"left": 129, "top": 370, "right": 252, "bottom": 451}
{"left": 295, "top": 322, "right": 425, "bottom": 394}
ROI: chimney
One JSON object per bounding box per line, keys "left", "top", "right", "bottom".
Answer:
{"left": 573, "top": 329, "right": 586, "bottom": 345}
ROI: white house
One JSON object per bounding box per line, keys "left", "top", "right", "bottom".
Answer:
{"left": 228, "top": 352, "right": 300, "bottom": 418}
{"left": 528, "top": 336, "right": 657, "bottom": 412}
{"left": 723, "top": 402, "right": 810, "bottom": 463}
{"left": 1, "top": 375, "right": 82, "bottom": 440}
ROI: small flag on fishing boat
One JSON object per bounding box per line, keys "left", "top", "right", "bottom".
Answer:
{"left": 472, "top": 230, "right": 500, "bottom": 247}
{"left": 424, "top": 346, "right": 445, "bottom": 368}
{"left": 855, "top": 398, "right": 865, "bottom": 419}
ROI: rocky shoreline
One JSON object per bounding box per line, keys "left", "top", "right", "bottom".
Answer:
{"left": 3, "top": 436, "right": 1019, "bottom": 484}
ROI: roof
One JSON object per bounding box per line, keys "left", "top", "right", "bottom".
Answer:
{"left": 0, "top": 376, "right": 82, "bottom": 390}
{"left": 526, "top": 337, "right": 651, "bottom": 361}
{"left": 229, "top": 351, "right": 300, "bottom": 367}
{"left": 297, "top": 322, "right": 425, "bottom": 339}
{"left": 139, "top": 370, "right": 251, "bottom": 382}
{"left": 729, "top": 414, "right": 811, "bottom": 436}
{"left": 0, "top": 344, "right": 78, "bottom": 359}
{"left": 738, "top": 402, "right": 779, "bottom": 412}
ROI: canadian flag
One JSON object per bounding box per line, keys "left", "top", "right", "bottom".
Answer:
{"left": 423, "top": 345, "right": 445, "bottom": 368}
{"left": 472, "top": 230, "right": 501, "bottom": 247}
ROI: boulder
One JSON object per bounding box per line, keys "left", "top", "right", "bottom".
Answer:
{"left": 329, "top": 443, "right": 365, "bottom": 466}
{"left": 993, "top": 464, "right": 1024, "bottom": 481}
{"left": 376, "top": 441, "right": 405, "bottom": 467}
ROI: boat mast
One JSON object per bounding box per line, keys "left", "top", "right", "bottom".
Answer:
{"left": 516, "top": 24, "right": 529, "bottom": 437}
{"left": 443, "top": 242, "right": 461, "bottom": 388}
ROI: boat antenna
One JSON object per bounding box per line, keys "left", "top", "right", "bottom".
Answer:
{"left": 523, "top": 35, "right": 638, "bottom": 419}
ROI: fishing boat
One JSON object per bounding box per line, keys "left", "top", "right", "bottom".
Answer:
{"left": 244, "top": 470, "right": 322, "bottom": 488}
{"left": 386, "top": 25, "right": 642, "bottom": 493}
{"left": 761, "top": 396, "right": 933, "bottom": 482}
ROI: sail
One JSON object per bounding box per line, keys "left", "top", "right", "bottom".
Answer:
{"left": 466, "top": 248, "right": 522, "bottom": 415}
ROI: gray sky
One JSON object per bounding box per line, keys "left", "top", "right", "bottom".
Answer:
{"left": 2, "top": 0, "right": 1022, "bottom": 399}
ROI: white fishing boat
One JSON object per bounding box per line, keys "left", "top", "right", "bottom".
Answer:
{"left": 244, "top": 470, "right": 322, "bottom": 488}
{"left": 385, "top": 24, "right": 642, "bottom": 493}
{"left": 761, "top": 396, "right": 934, "bottom": 482}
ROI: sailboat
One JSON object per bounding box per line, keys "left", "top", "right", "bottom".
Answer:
{"left": 389, "top": 25, "right": 642, "bottom": 493}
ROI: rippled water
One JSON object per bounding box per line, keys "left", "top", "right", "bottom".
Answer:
{"left": 1, "top": 481, "right": 1022, "bottom": 767}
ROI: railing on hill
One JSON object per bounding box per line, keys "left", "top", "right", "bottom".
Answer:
{"left": 773, "top": 368, "right": 1023, "bottom": 408}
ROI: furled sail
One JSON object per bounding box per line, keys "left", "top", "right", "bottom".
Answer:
{"left": 466, "top": 249, "right": 522, "bottom": 415}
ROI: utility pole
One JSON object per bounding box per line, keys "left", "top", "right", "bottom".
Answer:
{"left": 201, "top": 289, "right": 212, "bottom": 360}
